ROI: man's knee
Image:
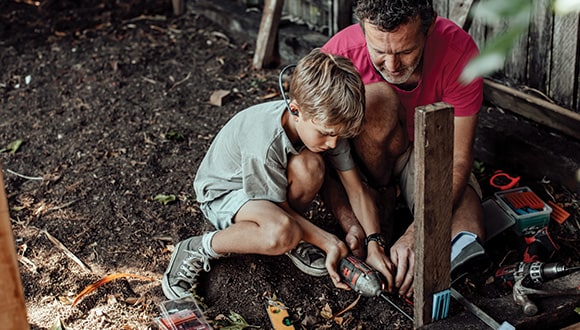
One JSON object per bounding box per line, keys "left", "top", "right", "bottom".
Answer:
{"left": 288, "top": 150, "right": 325, "bottom": 188}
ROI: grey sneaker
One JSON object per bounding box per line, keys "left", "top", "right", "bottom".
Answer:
{"left": 286, "top": 242, "right": 328, "bottom": 277}
{"left": 162, "top": 235, "right": 213, "bottom": 300}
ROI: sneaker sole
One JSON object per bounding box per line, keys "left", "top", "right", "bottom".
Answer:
{"left": 286, "top": 253, "right": 328, "bottom": 277}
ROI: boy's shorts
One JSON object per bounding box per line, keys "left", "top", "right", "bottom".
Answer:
{"left": 199, "top": 189, "right": 250, "bottom": 230}
{"left": 396, "top": 146, "right": 482, "bottom": 213}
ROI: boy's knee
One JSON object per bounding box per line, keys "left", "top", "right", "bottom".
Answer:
{"left": 265, "top": 215, "right": 302, "bottom": 254}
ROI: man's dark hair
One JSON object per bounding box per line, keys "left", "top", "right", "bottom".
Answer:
{"left": 354, "top": 0, "right": 435, "bottom": 35}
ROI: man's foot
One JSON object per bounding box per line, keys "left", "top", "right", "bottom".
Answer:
{"left": 286, "top": 242, "right": 328, "bottom": 277}
{"left": 162, "top": 235, "right": 214, "bottom": 300}
{"left": 451, "top": 239, "right": 492, "bottom": 282}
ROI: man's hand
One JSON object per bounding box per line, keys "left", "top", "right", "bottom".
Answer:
{"left": 365, "top": 243, "right": 395, "bottom": 292}
{"left": 390, "top": 228, "right": 415, "bottom": 297}
{"left": 344, "top": 224, "right": 365, "bottom": 258}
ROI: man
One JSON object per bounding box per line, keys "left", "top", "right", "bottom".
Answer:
{"left": 322, "top": 0, "right": 486, "bottom": 298}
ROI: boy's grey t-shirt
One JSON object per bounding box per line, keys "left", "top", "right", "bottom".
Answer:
{"left": 194, "top": 100, "right": 355, "bottom": 204}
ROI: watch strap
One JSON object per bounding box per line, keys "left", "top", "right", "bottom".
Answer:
{"left": 365, "top": 233, "right": 386, "bottom": 249}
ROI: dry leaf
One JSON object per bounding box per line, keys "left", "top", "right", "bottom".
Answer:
{"left": 259, "top": 92, "right": 279, "bottom": 100}
{"left": 320, "top": 303, "right": 333, "bottom": 319}
{"left": 71, "top": 273, "right": 156, "bottom": 307}
{"left": 333, "top": 294, "right": 361, "bottom": 317}
{"left": 209, "top": 90, "right": 231, "bottom": 106}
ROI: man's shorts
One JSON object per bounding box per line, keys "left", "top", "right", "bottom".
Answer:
{"left": 199, "top": 189, "right": 250, "bottom": 230}
{"left": 396, "top": 146, "right": 482, "bottom": 213}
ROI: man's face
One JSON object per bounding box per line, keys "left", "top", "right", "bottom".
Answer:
{"left": 363, "top": 18, "right": 427, "bottom": 85}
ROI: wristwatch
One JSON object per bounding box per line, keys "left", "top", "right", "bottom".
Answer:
{"left": 364, "top": 233, "right": 386, "bottom": 249}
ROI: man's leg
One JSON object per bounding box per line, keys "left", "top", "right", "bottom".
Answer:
{"left": 322, "top": 82, "right": 408, "bottom": 256}
{"left": 451, "top": 185, "right": 485, "bottom": 240}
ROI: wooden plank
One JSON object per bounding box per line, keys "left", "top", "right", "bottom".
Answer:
{"left": 171, "top": 0, "right": 184, "bottom": 16}
{"left": 0, "top": 164, "right": 29, "bottom": 330}
{"left": 448, "top": 0, "right": 477, "bottom": 30}
{"left": 331, "top": 0, "right": 353, "bottom": 35}
{"left": 483, "top": 78, "right": 580, "bottom": 140}
{"left": 503, "top": 13, "right": 530, "bottom": 84}
{"left": 527, "top": 0, "right": 553, "bottom": 92}
{"left": 550, "top": 12, "right": 579, "bottom": 109}
{"left": 413, "top": 103, "right": 454, "bottom": 327}
{"left": 468, "top": 6, "right": 487, "bottom": 50}
{"left": 433, "top": 0, "right": 449, "bottom": 21}
{"left": 252, "top": 0, "right": 284, "bottom": 70}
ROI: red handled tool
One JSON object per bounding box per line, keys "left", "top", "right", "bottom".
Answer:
{"left": 490, "top": 171, "right": 520, "bottom": 190}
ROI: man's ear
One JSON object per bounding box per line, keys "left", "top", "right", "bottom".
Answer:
{"left": 427, "top": 13, "right": 437, "bottom": 36}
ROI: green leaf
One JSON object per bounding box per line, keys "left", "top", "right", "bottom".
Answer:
{"left": 154, "top": 194, "right": 176, "bottom": 205}
{"left": 213, "top": 311, "right": 260, "bottom": 329}
{"left": 575, "top": 306, "right": 580, "bottom": 315}
{"left": 473, "top": 160, "right": 486, "bottom": 174}
{"left": 0, "top": 139, "right": 23, "bottom": 153}
{"left": 166, "top": 131, "right": 185, "bottom": 141}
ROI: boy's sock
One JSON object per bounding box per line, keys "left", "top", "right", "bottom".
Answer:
{"left": 202, "top": 231, "right": 223, "bottom": 258}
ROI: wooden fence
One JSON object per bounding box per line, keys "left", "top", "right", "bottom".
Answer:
{"left": 279, "top": 0, "right": 580, "bottom": 114}
{"left": 436, "top": 0, "right": 580, "bottom": 113}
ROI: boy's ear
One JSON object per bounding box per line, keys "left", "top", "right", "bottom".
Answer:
{"left": 289, "top": 101, "right": 299, "bottom": 116}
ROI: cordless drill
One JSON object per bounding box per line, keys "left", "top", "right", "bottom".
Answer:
{"left": 522, "top": 227, "right": 559, "bottom": 263}
{"left": 495, "top": 261, "right": 580, "bottom": 289}
{"left": 338, "top": 255, "right": 384, "bottom": 297}
{"left": 338, "top": 255, "right": 414, "bottom": 321}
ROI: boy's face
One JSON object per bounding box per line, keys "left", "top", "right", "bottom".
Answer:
{"left": 294, "top": 108, "right": 340, "bottom": 153}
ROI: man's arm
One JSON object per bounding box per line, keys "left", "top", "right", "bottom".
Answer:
{"left": 336, "top": 168, "right": 395, "bottom": 291}
{"left": 452, "top": 113, "right": 478, "bottom": 206}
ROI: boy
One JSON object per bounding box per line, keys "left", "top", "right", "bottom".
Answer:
{"left": 162, "top": 48, "right": 394, "bottom": 300}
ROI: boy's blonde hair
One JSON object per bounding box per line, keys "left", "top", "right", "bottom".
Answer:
{"left": 290, "top": 48, "right": 365, "bottom": 138}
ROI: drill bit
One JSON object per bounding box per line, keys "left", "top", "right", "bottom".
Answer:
{"left": 380, "top": 293, "right": 414, "bottom": 322}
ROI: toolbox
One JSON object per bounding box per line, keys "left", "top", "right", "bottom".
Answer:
{"left": 494, "top": 186, "right": 552, "bottom": 236}
{"left": 156, "top": 295, "right": 212, "bottom": 330}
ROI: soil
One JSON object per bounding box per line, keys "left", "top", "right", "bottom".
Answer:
{"left": 1, "top": 1, "right": 578, "bottom": 330}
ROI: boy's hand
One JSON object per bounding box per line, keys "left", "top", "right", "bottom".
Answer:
{"left": 390, "top": 228, "right": 415, "bottom": 297}
{"left": 325, "top": 241, "right": 350, "bottom": 290}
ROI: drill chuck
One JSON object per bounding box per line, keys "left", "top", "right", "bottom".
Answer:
{"left": 338, "top": 255, "right": 384, "bottom": 297}
{"left": 496, "top": 261, "right": 580, "bottom": 288}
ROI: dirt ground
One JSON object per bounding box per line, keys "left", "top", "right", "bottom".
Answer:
{"left": 1, "top": 1, "right": 579, "bottom": 330}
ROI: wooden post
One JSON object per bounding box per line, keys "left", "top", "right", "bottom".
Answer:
{"left": 449, "top": 0, "right": 479, "bottom": 31}
{"left": 171, "top": 0, "right": 184, "bottom": 16}
{"left": 413, "top": 103, "right": 454, "bottom": 327}
{"left": 0, "top": 164, "right": 29, "bottom": 329}
{"left": 252, "top": 0, "right": 284, "bottom": 70}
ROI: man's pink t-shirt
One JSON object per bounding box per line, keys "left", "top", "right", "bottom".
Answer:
{"left": 322, "top": 17, "right": 483, "bottom": 140}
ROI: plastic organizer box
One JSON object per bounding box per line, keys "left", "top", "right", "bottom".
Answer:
{"left": 155, "top": 295, "right": 212, "bottom": 330}
{"left": 494, "top": 186, "right": 552, "bottom": 236}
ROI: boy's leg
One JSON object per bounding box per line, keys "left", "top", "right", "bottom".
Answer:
{"left": 283, "top": 148, "right": 330, "bottom": 276}
{"left": 163, "top": 198, "right": 306, "bottom": 299}
{"left": 163, "top": 149, "right": 329, "bottom": 299}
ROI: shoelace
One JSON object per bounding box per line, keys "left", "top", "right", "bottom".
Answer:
{"left": 293, "top": 243, "right": 324, "bottom": 261}
{"left": 176, "top": 247, "right": 212, "bottom": 283}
